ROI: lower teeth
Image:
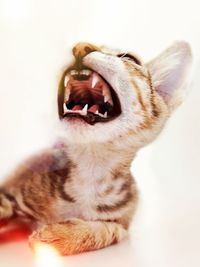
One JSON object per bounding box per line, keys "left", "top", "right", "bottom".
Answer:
{"left": 63, "top": 104, "right": 108, "bottom": 118}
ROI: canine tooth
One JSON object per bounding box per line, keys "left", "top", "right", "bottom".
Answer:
{"left": 95, "top": 110, "right": 99, "bottom": 115}
{"left": 104, "top": 94, "right": 110, "bottom": 103}
{"left": 64, "top": 88, "right": 70, "bottom": 102}
{"left": 91, "top": 73, "right": 99, "bottom": 88}
{"left": 102, "top": 88, "right": 111, "bottom": 97}
{"left": 81, "top": 104, "right": 88, "bottom": 115}
{"left": 103, "top": 89, "right": 110, "bottom": 99}
{"left": 64, "top": 75, "right": 69, "bottom": 87}
{"left": 98, "top": 112, "right": 104, "bottom": 118}
{"left": 108, "top": 98, "right": 114, "bottom": 106}
{"left": 103, "top": 111, "right": 108, "bottom": 118}
{"left": 103, "top": 90, "right": 114, "bottom": 106}
{"left": 63, "top": 103, "right": 68, "bottom": 113}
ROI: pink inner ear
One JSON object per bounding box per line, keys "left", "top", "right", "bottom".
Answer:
{"left": 157, "top": 61, "right": 188, "bottom": 101}
{"left": 150, "top": 42, "right": 192, "bottom": 103}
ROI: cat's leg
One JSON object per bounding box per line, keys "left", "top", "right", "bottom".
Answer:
{"left": 29, "top": 218, "right": 128, "bottom": 255}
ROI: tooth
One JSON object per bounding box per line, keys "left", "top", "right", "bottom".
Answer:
{"left": 108, "top": 98, "right": 114, "bottom": 106}
{"left": 98, "top": 113, "right": 104, "bottom": 118}
{"left": 64, "top": 75, "right": 69, "bottom": 87}
{"left": 70, "top": 70, "right": 78, "bottom": 76}
{"left": 103, "top": 112, "right": 108, "bottom": 118}
{"left": 102, "top": 88, "right": 111, "bottom": 97}
{"left": 80, "top": 70, "right": 85, "bottom": 75}
{"left": 70, "top": 70, "right": 75, "bottom": 75}
{"left": 92, "top": 73, "right": 99, "bottom": 88}
{"left": 104, "top": 94, "right": 110, "bottom": 103}
{"left": 95, "top": 110, "right": 99, "bottom": 115}
{"left": 81, "top": 104, "right": 88, "bottom": 115}
{"left": 64, "top": 88, "right": 70, "bottom": 102}
{"left": 80, "top": 70, "right": 91, "bottom": 76}
{"left": 103, "top": 92, "right": 114, "bottom": 106}
{"left": 102, "top": 88, "right": 114, "bottom": 106}
{"left": 63, "top": 103, "right": 68, "bottom": 113}
{"left": 85, "top": 70, "right": 92, "bottom": 75}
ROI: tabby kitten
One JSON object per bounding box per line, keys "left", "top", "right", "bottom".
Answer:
{"left": 0, "top": 42, "right": 192, "bottom": 255}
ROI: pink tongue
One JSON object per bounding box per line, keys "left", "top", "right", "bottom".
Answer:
{"left": 72, "top": 105, "right": 82, "bottom": 111}
{"left": 88, "top": 105, "right": 99, "bottom": 113}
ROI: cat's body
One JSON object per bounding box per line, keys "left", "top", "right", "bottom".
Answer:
{"left": 1, "top": 143, "right": 136, "bottom": 227}
{"left": 0, "top": 42, "right": 192, "bottom": 255}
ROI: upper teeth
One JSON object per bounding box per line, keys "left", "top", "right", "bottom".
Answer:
{"left": 80, "top": 70, "right": 92, "bottom": 76}
{"left": 70, "top": 70, "right": 79, "bottom": 76}
{"left": 69, "top": 69, "right": 92, "bottom": 76}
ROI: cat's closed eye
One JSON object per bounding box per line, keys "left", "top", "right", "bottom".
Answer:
{"left": 117, "top": 53, "right": 142, "bottom": 66}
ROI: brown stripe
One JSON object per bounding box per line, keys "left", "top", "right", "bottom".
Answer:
{"left": 0, "top": 189, "right": 21, "bottom": 217}
{"left": 49, "top": 172, "right": 75, "bottom": 203}
{"left": 48, "top": 161, "right": 75, "bottom": 202}
{"left": 58, "top": 181, "right": 75, "bottom": 202}
{"left": 112, "top": 170, "right": 123, "bottom": 180}
{"left": 96, "top": 191, "right": 133, "bottom": 213}
{"left": 131, "top": 78, "right": 159, "bottom": 130}
{"left": 0, "top": 189, "right": 15, "bottom": 203}
{"left": 100, "top": 185, "right": 114, "bottom": 197}
{"left": 20, "top": 178, "right": 53, "bottom": 218}
{"left": 118, "top": 180, "right": 132, "bottom": 194}
{"left": 0, "top": 188, "right": 35, "bottom": 220}
{"left": 21, "top": 187, "right": 40, "bottom": 215}
{"left": 147, "top": 71, "right": 160, "bottom": 118}
{"left": 124, "top": 60, "right": 148, "bottom": 80}
{"left": 112, "top": 167, "right": 129, "bottom": 180}
{"left": 125, "top": 60, "right": 160, "bottom": 120}
{"left": 131, "top": 80, "right": 147, "bottom": 113}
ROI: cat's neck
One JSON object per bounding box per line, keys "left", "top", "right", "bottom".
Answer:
{"left": 65, "top": 141, "right": 136, "bottom": 172}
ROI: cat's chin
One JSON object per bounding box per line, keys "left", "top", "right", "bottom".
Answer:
{"left": 62, "top": 112, "right": 114, "bottom": 125}
{"left": 58, "top": 115, "right": 124, "bottom": 145}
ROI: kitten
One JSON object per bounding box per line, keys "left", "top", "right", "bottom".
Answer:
{"left": 0, "top": 42, "right": 192, "bottom": 255}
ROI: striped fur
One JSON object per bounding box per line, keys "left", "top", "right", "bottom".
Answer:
{"left": 0, "top": 42, "right": 192, "bottom": 255}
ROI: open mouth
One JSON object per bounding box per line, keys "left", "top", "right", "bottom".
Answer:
{"left": 61, "top": 69, "right": 121, "bottom": 125}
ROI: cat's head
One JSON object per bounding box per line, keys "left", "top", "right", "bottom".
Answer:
{"left": 58, "top": 42, "right": 192, "bottom": 147}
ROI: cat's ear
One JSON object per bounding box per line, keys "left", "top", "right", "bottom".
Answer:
{"left": 147, "top": 41, "right": 192, "bottom": 110}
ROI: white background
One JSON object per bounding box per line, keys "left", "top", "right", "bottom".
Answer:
{"left": 0, "top": 0, "right": 200, "bottom": 266}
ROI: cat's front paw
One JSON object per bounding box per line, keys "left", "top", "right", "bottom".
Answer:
{"left": 29, "top": 218, "right": 91, "bottom": 255}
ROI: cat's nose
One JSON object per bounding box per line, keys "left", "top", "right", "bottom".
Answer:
{"left": 72, "top": 42, "right": 100, "bottom": 59}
